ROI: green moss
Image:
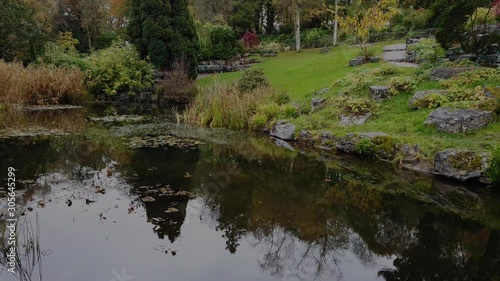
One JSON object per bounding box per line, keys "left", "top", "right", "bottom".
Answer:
{"left": 449, "top": 151, "right": 483, "bottom": 170}
{"left": 355, "top": 139, "right": 373, "bottom": 155}
{"left": 487, "top": 147, "right": 500, "bottom": 187}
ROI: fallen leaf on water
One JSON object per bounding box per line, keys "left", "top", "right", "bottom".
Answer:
{"left": 142, "top": 196, "right": 155, "bottom": 202}
{"left": 165, "top": 207, "right": 179, "bottom": 213}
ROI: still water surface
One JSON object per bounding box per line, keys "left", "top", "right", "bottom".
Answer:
{"left": 0, "top": 107, "right": 499, "bottom": 281}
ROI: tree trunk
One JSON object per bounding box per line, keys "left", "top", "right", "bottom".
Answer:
{"left": 294, "top": 5, "right": 301, "bottom": 52}
{"left": 265, "top": 0, "right": 275, "bottom": 34}
{"left": 333, "top": 0, "right": 338, "bottom": 46}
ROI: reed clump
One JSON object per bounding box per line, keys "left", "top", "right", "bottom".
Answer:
{"left": 0, "top": 60, "right": 86, "bottom": 105}
{"left": 183, "top": 82, "right": 296, "bottom": 130}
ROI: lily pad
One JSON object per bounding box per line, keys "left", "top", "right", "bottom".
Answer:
{"left": 127, "top": 135, "right": 205, "bottom": 150}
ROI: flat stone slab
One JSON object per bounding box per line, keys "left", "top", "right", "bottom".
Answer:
{"left": 383, "top": 44, "right": 407, "bottom": 52}
{"left": 389, "top": 62, "right": 418, "bottom": 68}
{"left": 424, "top": 107, "right": 496, "bottom": 133}
{"left": 339, "top": 113, "right": 372, "bottom": 126}
{"left": 383, "top": 51, "right": 407, "bottom": 62}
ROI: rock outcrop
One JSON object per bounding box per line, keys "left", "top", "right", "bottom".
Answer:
{"left": 434, "top": 149, "right": 490, "bottom": 181}
{"left": 270, "top": 121, "right": 296, "bottom": 141}
{"left": 424, "top": 107, "right": 496, "bottom": 133}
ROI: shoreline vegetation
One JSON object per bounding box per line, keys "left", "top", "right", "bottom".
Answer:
{"left": 189, "top": 40, "right": 500, "bottom": 187}
{"left": 1, "top": 39, "right": 499, "bottom": 187}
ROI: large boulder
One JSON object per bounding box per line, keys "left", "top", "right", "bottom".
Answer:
{"left": 338, "top": 113, "right": 372, "bottom": 126}
{"left": 270, "top": 121, "right": 296, "bottom": 141}
{"left": 409, "top": 90, "right": 448, "bottom": 110}
{"left": 424, "top": 107, "right": 496, "bottom": 133}
{"left": 349, "top": 57, "right": 365, "bottom": 66}
{"left": 369, "top": 86, "right": 391, "bottom": 102}
{"left": 434, "top": 149, "right": 490, "bottom": 181}
{"left": 430, "top": 67, "right": 484, "bottom": 81}
{"left": 311, "top": 98, "right": 327, "bottom": 112}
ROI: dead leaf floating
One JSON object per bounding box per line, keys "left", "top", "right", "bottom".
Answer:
{"left": 142, "top": 196, "right": 156, "bottom": 202}
{"left": 165, "top": 207, "right": 179, "bottom": 213}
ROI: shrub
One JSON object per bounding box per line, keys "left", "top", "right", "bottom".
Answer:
{"left": 446, "top": 86, "right": 490, "bottom": 102}
{"left": 237, "top": 68, "right": 270, "bottom": 92}
{"left": 440, "top": 68, "right": 500, "bottom": 88}
{"left": 345, "top": 98, "right": 376, "bottom": 115}
{"left": 388, "top": 77, "right": 416, "bottom": 95}
{"left": 37, "top": 32, "right": 86, "bottom": 69}
{"left": 155, "top": 59, "right": 196, "bottom": 103}
{"left": 415, "top": 93, "right": 450, "bottom": 108}
{"left": 333, "top": 69, "right": 377, "bottom": 93}
{"left": 446, "top": 99, "right": 498, "bottom": 111}
{"left": 487, "top": 147, "right": 500, "bottom": 187}
{"left": 209, "top": 25, "right": 240, "bottom": 60}
{"left": 372, "top": 64, "right": 401, "bottom": 76}
{"left": 84, "top": 43, "right": 154, "bottom": 98}
{"left": 242, "top": 31, "right": 260, "bottom": 49}
{"left": 0, "top": 60, "right": 86, "bottom": 105}
{"left": 407, "top": 38, "right": 445, "bottom": 63}
{"left": 259, "top": 41, "right": 283, "bottom": 52}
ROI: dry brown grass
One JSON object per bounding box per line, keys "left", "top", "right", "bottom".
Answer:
{"left": 155, "top": 60, "right": 197, "bottom": 103}
{"left": 0, "top": 60, "right": 86, "bottom": 105}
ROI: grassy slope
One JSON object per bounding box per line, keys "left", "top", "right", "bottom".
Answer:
{"left": 197, "top": 42, "right": 500, "bottom": 157}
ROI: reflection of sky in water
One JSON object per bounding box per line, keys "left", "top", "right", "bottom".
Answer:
{"left": 1, "top": 167, "right": 392, "bottom": 281}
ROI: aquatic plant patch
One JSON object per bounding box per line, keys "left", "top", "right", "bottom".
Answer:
{"left": 127, "top": 135, "right": 205, "bottom": 150}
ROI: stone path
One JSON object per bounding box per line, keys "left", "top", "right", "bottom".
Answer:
{"left": 382, "top": 43, "right": 418, "bottom": 68}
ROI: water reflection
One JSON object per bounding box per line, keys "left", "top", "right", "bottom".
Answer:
{"left": 1, "top": 126, "right": 500, "bottom": 281}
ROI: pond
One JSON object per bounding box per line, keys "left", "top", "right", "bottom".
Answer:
{"left": 0, "top": 106, "right": 499, "bottom": 281}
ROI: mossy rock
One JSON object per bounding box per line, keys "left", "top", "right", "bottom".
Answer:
{"left": 338, "top": 132, "right": 400, "bottom": 160}
{"left": 434, "top": 149, "right": 490, "bottom": 181}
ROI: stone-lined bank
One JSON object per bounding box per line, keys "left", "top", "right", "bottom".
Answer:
{"left": 268, "top": 121, "right": 494, "bottom": 185}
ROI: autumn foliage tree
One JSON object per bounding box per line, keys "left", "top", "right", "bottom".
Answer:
{"left": 339, "top": 0, "right": 398, "bottom": 59}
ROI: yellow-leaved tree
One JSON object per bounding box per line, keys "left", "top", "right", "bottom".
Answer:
{"left": 339, "top": 0, "right": 399, "bottom": 59}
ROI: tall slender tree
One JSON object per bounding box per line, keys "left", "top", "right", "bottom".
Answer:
{"left": 128, "top": 0, "right": 199, "bottom": 78}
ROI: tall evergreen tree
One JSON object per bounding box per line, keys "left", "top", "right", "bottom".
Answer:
{"left": 127, "top": 0, "right": 199, "bottom": 78}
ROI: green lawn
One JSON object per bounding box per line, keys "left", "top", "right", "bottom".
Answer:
{"left": 198, "top": 41, "right": 403, "bottom": 100}
{"left": 197, "top": 42, "right": 500, "bottom": 157}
